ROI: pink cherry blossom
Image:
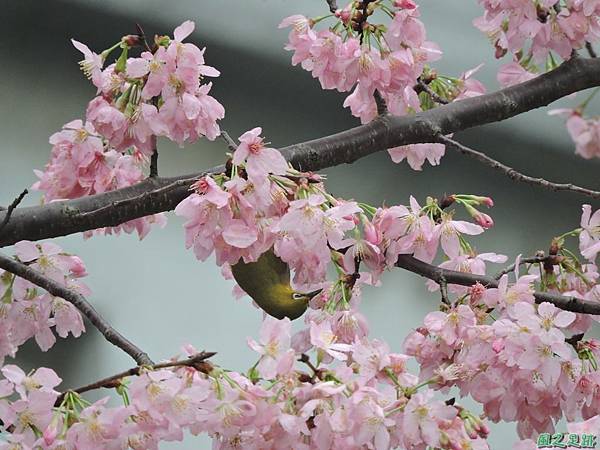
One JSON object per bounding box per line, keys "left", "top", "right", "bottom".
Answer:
{"left": 248, "top": 317, "right": 296, "bottom": 379}
{"left": 580, "top": 204, "right": 600, "bottom": 261}
{"left": 233, "top": 127, "right": 288, "bottom": 181}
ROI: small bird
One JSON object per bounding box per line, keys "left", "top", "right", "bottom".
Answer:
{"left": 231, "top": 248, "right": 321, "bottom": 320}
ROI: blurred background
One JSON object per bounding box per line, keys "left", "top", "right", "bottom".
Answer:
{"left": 1, "top": 1, "right": 599, "bottom": 448}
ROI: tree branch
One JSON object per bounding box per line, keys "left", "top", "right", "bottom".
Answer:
{"left": 3, "top": 57, "right": 600, "bottom": 247}
{"left": 220, "top": 130, "right": 238, "bottom": 152}
{"left": 586, "top": 42, "right": 597, "bottom": 58}
{"left": 0, "top": 252, "right": 154, "bottom": 365}
{"left": 325, "top": 0, "right": 338, "bottom": 13}
{"left": 416, "top": 78, "right": 449, "bottom": 105}
{"left": 395, "top": 254, "right": 600, "bottom": 315}
{"left": 437, "top": 135, "right": 600, "bottom": 199}
{"left": 149, "top": 135, "right": 158, "bottom": 178}
{"left": 56, "top": 351, "right": 215, "bottom": 404}
{"left": 0, "top": 189, "right": 28, "bottom": 236}
{"left": 374, "top": 90, "right": 388, "bottom": 115}
{"left": 494, "top": 254, "right": 549, "bottom": 280}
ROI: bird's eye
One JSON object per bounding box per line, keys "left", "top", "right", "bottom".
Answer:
{"left": 292, "top": 293, "right": 304, "bottom": 300}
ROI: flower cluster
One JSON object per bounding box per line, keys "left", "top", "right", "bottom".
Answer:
{"left": 280, "top": 2, "right": 486, "bottom": 171}
{"left": 32, "top": 119, "right": 167, "bottom": 239}
{"left": 77, "top": 20, "right": 224, "bottom": 150}
{"left": 550, "top": 107, "right": 600, "bottom": 160}
{"left": 0, "top": 241, "right": 86, "bottom": 362}
{"left": 581, "top": 204, "right": 600, "bottom": 261}
{"left": 0, "top": 313, "right": 491, "bottom": 450}
{"left": 34, "top": 20, "right": 223, "bottom": 240}
{"left": 475, "top": 0, "right": 600, "bottom": 77}
{"left": 175, "top": 128, "right": 496, "bottom": 294}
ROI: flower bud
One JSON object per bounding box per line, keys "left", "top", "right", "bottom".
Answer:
{"left": 122, "top": 34, "right": 142, "bottom": 46}
{"left": 43, "top": 421, "right": 59, "bottom": 446}
{"left": 465, "top": 205, "right": 494, "bottom": 228}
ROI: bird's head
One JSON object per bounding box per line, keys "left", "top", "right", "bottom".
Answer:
{"left": 267, "top": 285, "right": 322, "bottom": 320}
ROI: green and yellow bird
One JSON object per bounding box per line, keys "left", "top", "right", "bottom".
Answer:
{"left": 231, "top": 249, "right": 321, "bottom": 320}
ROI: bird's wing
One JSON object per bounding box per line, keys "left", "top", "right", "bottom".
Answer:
{"left": 260, "top": 248, "right": 291, "bottom": 286}
{"left": 231, "top": 248, "right": 290, "bottom": 299}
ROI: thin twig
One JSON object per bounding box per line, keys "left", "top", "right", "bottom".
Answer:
{"left": 298, "top": 353, "right": 321, "bottom": 381}
{"left": 438, "top": 135, "right": 600, "bottom": 199}
{"left": 396, "top": 254, "right": 600, "bottom": 315}
{"left": 374, "top": 90, "right": 388, "bottom": 115}
{"left": 135, "top": 23, "right": 153, "bottom": 53}
{"left": 56, "top": 351, "right": 216, "bottom": 405}
{"left": 494, "top": 255, "right": 549, "bottom": 280}
{"left": 439, "top": 276, "right": 450, "bottom": 305}
{"left": 325, "top": 0, "right": 338, "bottom": 13}
{"left": 149, "top": 135, "right": 158, "bottom": 178}
{"left": 417, "top": 78, "right": 449, "bottom": 105}
{"left": 586, "top": 42, "right": 597, "bottom": 58}
{"left": 0, "top": 252, "right": 153, "bottom": 365}
{"left": 220, "top": 131, "right": 238, "bottom": 152}
{"left": 0, "top": 189, "right": 28, "bottom": 236}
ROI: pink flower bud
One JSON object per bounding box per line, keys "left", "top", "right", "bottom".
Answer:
{"left": 477, "top": 422, "right": 491, "bottom": 438}
{"left": 43, "top": 422, "right": 59, "bottom": 446}
{"left": 364, "top": 221, "right": 379, "bottom": 245}
{"left": 68, "top": 256, "right": 87, "bottom": 277}
{"left": 482, "top": 197, "right": 494, "bottom": 207}
{"left": 336, "top": 7, "right": 352, "bottom": 24}
{"left": 474, "top": 211, "right": 494, "bottom": 229}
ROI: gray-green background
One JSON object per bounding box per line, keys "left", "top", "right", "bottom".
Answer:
{"left": 1, "top": 1, "right": 599, "bottom": 448}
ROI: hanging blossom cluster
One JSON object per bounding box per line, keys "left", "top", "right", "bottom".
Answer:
{"left": 32, "top": 119, "right": 167, "bottom": 239}
{"left": 279, "top": 1, "right": 486, "bottom": 171}
{"left": 33, "top": 20, "right": 224, "bottom": 239}
{"left": 0, "top": 327, "right": 492, "bottom": 450}
{"left": 407, "top": 204, "right": 600, "bottom": 448}
{"left": 549, "top": 99, "right": 600, "bottom": 160}
{"left": 175, "top": 127, "right": 496, "bottom": 291}
{"left": 0, "top": 241, "right": 86, "bottom": 362}
{"left": 475, "top": 0, "right": 600, "bottom": 87}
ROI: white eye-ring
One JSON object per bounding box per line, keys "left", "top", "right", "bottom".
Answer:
{"left": 292, "top": 293, "right": 304, "bottom": 300}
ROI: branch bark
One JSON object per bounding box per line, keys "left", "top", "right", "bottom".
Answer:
{"left": 395, "top": 254, "right": 600, "bottom": 315}
{"left": 2, "top": 57, "right": 600, "bottom": 247}
{"left": 0, "top": 252, "right": 154, "bottom": 365}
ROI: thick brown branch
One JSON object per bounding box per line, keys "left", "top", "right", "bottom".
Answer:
{"left": 0, "top": 252, "right": 153, "bottom": 365}
{"left": 395, "top": 254, "right": 600, "bottom": 315}
{"left": 0, "top": 189, "right": 28, "bottom": 236}
{"left": 438, "top": 135, "right": 600, "bottom": 199}
{"left": 3, "top": 57, "right": 600, "bottom": 247}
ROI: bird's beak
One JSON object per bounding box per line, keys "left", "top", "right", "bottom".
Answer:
{"left": 305, "top": 289, "right": 323, "bottom": 299}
